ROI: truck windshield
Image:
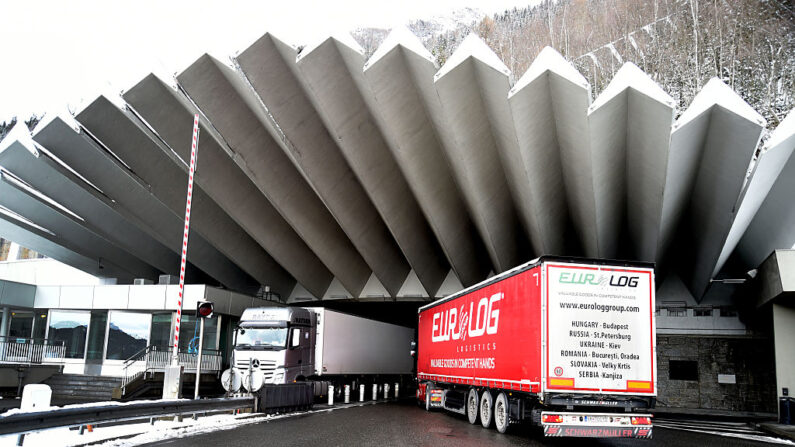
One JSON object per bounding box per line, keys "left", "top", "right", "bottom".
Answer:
{"left": 236, "top": 327, "right": 288, "bottom": 350}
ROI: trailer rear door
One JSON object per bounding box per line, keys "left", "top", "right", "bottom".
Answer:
{"left": 543, "top": 262, "right": 656, "bottom": 396}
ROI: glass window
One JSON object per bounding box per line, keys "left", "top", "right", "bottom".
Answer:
{"left": 47, "top": 310, "right": 90, "bottom": 359}
{"left": 85, "top": 311, "right": 108, "bottom": 361}
{"left": 179, "top": 314, "right": 219, "bottom": 352}
{"left": 236, "top": 327, "right": 288, "bottom": 349}
{"left": 32, "top": 310, "right": 48, "bottom": 340}
{"left": 150, "top": 313, "right": 173, "bottom": 349}
{"left": 106, "top": 312, "right": 151, "bottom": 360}
{"left": 9, "top": 312, "right": 33, "bottom": 339}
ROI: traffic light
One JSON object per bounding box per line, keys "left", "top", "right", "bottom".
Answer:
{"left": 196, "top": 301, "right": 214, "bottom": 318}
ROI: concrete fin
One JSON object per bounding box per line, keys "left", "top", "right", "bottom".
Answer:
{"left": 715, "top": 109, "right": 795, "bottom": 276}
{"left": 397, "top": 269, "right": 430, "bottom": 299}
{"left": 0, "top": 123, "right": 38, "bottom": 156}
{"left": 365, "top": 25, "right": 435, "bottom": 70}
{"left": 288, "top": 282, "right": 319, "bottom": 303}
{"left": 435, "top": 270, "right": 464, "bottom": 299}
{"left": 676, "top": 78, "right": 765, "bottom": 129}
{"left": 434, "top": 34, "right": 510, "bottom": 81}
{"left": 322, "top": 277, "right": 354, "bottom": 300}
{"left": 510, "top": 46, "right": 588, "bottom": 97}
{"left": 590, "top": 62, "right": 674, "bottom": 111}
{"left": 358, "top": 272, "right": 390, "bottom": 299}
{"left": 297, "top": 33, "right": 364, "bottom": 63}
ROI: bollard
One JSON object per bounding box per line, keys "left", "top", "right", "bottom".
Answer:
{"left": 359, "top": 384, "right": 365, "bottom": 402}
{"left": 395, "top": 383, "right": 399, "bottom": 399}
{"left": 344, "top": 385, "right": 350, "bottom": 403}
{"left": 372, "top": 384, "right": 378, "bottom": 401}
{"left": 328, "top": 385, "right": 334, "bottom": 406}
{"left": 384, "top": 383, "right": 389, "bottom": 399}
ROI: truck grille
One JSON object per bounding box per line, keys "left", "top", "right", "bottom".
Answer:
{"left": 235, "top": 358, "right": 277, "bottom": 373}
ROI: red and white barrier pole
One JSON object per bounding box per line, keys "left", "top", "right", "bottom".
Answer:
{"left": 172, "top": 114, "right": 200, "bottom": 365}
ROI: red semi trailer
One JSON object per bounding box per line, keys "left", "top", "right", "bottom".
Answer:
{"left": 416, "top": 256, "right": 655, "bottom": 438}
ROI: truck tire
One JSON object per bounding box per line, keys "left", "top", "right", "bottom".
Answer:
{"left": 494, "top": 392, "right": 510, "bottom": 433}
{"left": 479, "top": 390, "right": 493, "bottom": 428}
{"left": 466, "top": 388, "right": 479, "bottom": 424}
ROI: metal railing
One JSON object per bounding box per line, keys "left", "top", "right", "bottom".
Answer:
{"left": 121, "top": 345, "right": 223, "bottom": 392}
{"left": 0, "top": 397, "right": 255, "bottom": 436}
{"left": 0, "top": 337, "right": 65, "bottom": 365}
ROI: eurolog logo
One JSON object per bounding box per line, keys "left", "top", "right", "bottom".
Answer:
{"left": 559, "top": 272, "right": 639, "bottom": 288}
{"left": 431, "top": 293, "right": 502, "bottom": 343}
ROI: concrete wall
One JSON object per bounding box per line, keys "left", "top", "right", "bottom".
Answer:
{"left": 0, "top": 259, "right": 100, "bottom": 286}
{"left": 773, "top": 304, "right": 795, "bottom": 402}
{"left": 656, "top": 335, "right": 776, "bottom": 412}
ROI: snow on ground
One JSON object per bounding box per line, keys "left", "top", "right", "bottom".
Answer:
{"left": 0, "top": 400, "right": 388, "bottom": 447}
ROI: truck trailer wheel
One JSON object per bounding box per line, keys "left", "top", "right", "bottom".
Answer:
{"left": 494, "top": 392, "right": 510, "bottom": 433}
{"left": 479, "top": 390, "right": 493, "bottom": 428}
{"left": 466, "top": 388, "right": 479, "bottom": 424}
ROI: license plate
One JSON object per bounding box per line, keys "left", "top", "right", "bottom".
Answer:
{"left": 584, "top": 416, "right": 609, "bottom": 423}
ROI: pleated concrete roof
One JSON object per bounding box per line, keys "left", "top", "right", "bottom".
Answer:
{"left": 0, "top": 30, "right": 792, "bottom": 303}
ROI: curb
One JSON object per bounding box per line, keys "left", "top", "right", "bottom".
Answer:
{"left": 757, "top": 422, "right": 795, "bottom": 442}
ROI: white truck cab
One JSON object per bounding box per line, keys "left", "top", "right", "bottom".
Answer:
{"left": 232, "top": 307, "right": 317, "bottom": 385}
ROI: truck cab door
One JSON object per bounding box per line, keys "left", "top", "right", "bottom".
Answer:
{"left": 301, "top": 327, "right": 312, "bottom": 376}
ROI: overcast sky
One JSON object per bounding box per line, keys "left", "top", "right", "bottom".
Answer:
{"left": 0, "top": 0, "right": 538, "bottom": 122}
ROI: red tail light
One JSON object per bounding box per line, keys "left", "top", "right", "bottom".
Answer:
{"left": 542, "top": 414, "right": 563, "bottom": 423}
{"left": 631, "top": 416, "right": 651, "bottom": 425}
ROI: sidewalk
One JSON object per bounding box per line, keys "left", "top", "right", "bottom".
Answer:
{"left": 651, "top": 406, "right": 777, "bottom": 422}
{"left": 757, "top": 422, "right": 795, "bottom": 442}
{"left": 652, "top": 407, "right": 795, "bottom": 441}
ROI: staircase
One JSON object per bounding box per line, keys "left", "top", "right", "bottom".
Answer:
{"left": 43, "top": 374, "right": 122, "bottom": 403}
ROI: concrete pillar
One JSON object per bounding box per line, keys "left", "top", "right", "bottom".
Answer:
{"left": 0, "top": 307, "right": 10, "bottom": 339}
{"left": 773, "top": 303, "right": 795, "bottom": 419}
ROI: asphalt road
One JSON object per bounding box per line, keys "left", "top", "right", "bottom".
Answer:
{"left": 145, "top": 400, "right": 789, "bottom": 447}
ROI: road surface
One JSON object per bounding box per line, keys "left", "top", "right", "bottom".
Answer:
{"left": 143, "top": 400, "right": 792, "bottom": 447}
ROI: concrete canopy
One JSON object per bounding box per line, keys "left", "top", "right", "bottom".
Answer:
{"left": 0, "top": 29, "right": 791, "bottom": 303}
{"left": 294, "top": 36, "right": 448, "bottom": 297}
{"left": 235, "top": 33, "right": 412, "bottom": 298}
{"left": 177, "top": 54, "right": 371, "bottom": 298}
{"left": 122, "top": 74, "right": 328, "bottom": 298}
{"left": 74, "top": 97, "right": 294, "bottom": 297}
{"left": 433, "top": 34, "right": 529, "bottom": 273}
{"left": 362, "top": 27, "right": 490, "bottom": 287}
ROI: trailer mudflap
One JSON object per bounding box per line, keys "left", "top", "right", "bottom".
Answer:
{"left": 541, "top": 412, "right": 652, "bottom": 438}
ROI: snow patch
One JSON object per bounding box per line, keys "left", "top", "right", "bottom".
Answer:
{"left": 764, "top": 108, "right": 795, "bottom": 150}
{"left": 364, "top": 26, "right": 435, "bottom": 70}
{"left": 676, "top": 77, "right": 766, "bottom": 128}
{"left": 590, "top": 62, "right": 674, "bottom": 111}
{"left": 434, "top": 33, "right": 510, "bottom": 81}
{"left": 510, "top": 46, "right": 588, "bottom": 98}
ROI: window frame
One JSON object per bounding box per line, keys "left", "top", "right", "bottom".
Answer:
{"left": 103, "top": 310, "right": 152, "bottom": 362}
{"left": 44, "top": 309, "right": 92, "bottom": 362}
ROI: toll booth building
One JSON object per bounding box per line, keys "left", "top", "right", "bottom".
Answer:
{"left": 0, "top": 276, "right": 264, "bottom": 402}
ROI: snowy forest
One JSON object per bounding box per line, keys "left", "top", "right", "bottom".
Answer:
{"left": 353, "top": 0, "right": 795, "bottom": 134}
{"left": 2, "top": 0, "right": 793, "bottom": 142}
